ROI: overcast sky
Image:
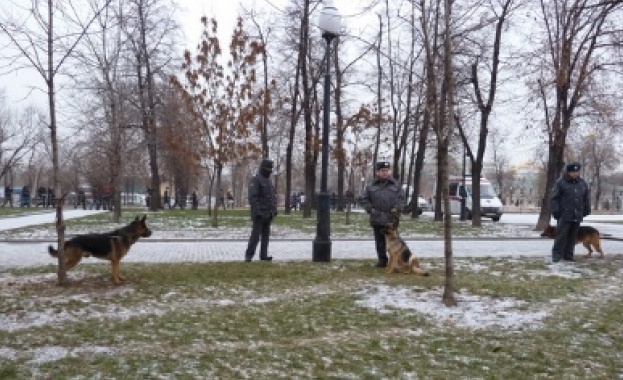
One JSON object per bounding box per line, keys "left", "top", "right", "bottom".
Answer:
{"left": 0, "top": 0, "right": 539, "bottom": 166}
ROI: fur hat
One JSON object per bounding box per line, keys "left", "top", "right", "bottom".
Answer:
{"left": 566, "top": 162, "right": 581, "bottom": 172}
{"left": 260, "top": 159, "right": 274, "bottom": 170}
{"left": 375, "top": 161, "right": 390, "bottom": 171}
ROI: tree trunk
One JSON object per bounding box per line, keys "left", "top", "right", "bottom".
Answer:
{"left": 212, "top": 163, "right": 222, "bottom": 228}
{"left": 333, "top": 39, "right": 345, "bottom": 212}
{"left": 439, "top": 145, "right": 456, "bottom": 306}
{"left": 441, "top": 0, "right": 457, "bottom": 307}
{"left": 137, "top": 4, "right": 161, "bottom": 213}
{"left": 301, "top": 0, "right": 314, "bottom": 219}
{"left": 47, "top": 3, "right": 67, "bottom": 285}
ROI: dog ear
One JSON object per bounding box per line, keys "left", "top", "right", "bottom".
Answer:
{"left": 141, "top": 215, "right": 147, "bottom": 222}
{"left": 134, "top": 216, "right": 140, "bottom": 222}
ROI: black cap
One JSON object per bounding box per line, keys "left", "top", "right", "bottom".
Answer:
{"left": 375, "top": 161, "right": 390, "bottom": 170}
{"left": 260, "top": 159, "right": 274, "bottom": 170}
{"left": 566, "top": 162, "right": 581, "bottom": 172}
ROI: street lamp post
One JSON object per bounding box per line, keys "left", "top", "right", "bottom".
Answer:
{"left": 313, "top": 0, "right": 341, "bottom": 262}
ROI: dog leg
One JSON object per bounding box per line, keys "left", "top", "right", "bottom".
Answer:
{"left": 64, "top": 247, "right": 83, "bottom": 270}
{"left": 402, "top": 263, "right": 411, "bottom": 275}
{"left": 409, "top": 257, "right": 429, "bottom": 276}
{"left": 111, "top": 259, "right": 122, "bottom": 285}
{"left": 583, "top": 241, "right": 593, "bottom": 257}
{"left": 386, "top": 253, "right": 397, "bottom": 274}
{"left": 594, "top": 241, "right": 605, "bottom": 258}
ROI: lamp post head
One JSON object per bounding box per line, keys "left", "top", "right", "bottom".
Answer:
{"left": 319, "top": 0, "right": 341, "bottom": 41}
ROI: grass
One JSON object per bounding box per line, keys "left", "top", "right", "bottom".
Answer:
{"left": 0, "top": 206, "right": 526, "bottom": 240}
{"left": 1, "top": 208, "right": 622, "bottom": 377}
{"left": 1, "top": 257, "right": 623, "bottom": 378}
{"left": 0, "top": 206, "right": 54, "bottom": 218}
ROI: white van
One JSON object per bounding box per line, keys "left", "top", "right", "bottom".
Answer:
{"left": 432, "top": 176, "right": 503, "bottom": 222}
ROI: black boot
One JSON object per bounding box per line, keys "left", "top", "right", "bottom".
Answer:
{"left": 260, "top": 256, "right": 273, "bottom": 261}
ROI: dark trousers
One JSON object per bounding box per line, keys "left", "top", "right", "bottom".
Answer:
{"left": 373, "top": 225, "right": 387, "bottom": 264}
{"left": 552, "top": 220, "right": 580, "bottom": 260}
{"left": 245, "top": 218, "right": 272, "bottom": 259}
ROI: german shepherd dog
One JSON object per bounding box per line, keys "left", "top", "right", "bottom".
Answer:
{"left": 540, "top": 225, "right": 604, "bottom": 258}
{"left": 382, "top": 221, "right": 429, "bottom": 276}
{"left": 48, "top": 215, "right": 152, "bottom": 284}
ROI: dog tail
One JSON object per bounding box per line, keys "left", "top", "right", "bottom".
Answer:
{"left": 409, "top": 256, "right": 429, "bottom": 276}
{"left": 48, "top": 245, "right": 59, "bottom": 258}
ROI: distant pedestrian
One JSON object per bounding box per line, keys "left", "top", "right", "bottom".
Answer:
{"left": 37, "top": 187, "right": 46, "bottom": 207}
{"left": 172, "top": 188, "right": 181, "bottom": 209}
{"left": 549, "top": 162, "right": 590, "bottom": 262}
{"left": 299, "top": 192, "right": 306, "bottom": 209}
{"left": 3, "top": 185, "right": 13, "bottom": 207}
{"left": 219, "top": 189, "right": 226, "bottom": 210}
{"left": 330, "top": 192, "right": 337, "bottom": 210}
{"left": 21, "top": 185, "right": 31, "bottom": 207}
{"left": 78, "top": 189, "right": 86, "bottom": 209}
{"left": 227, "top": 190, "right": 234, "bottom": 209}
{"left": 164, "top": 187, "right": 171, "bottom": 209}
{"left": 48, "top": 187, "right": 55, "bottom": 208}
{"left": 191, "top": 189, "right": 198, "bottom": 210}
{"left": 146, "top": 188, "right": 153, "bottom": 208}
{"left": 244, "top": 159, "right": 277, "bottom": 262}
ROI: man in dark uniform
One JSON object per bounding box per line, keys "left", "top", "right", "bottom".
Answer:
{"left": 550, "top": 162, "right": 591, "bottom": 262}
{"left": 363, "top": 161, "right": 405, "bottom": 267}
{"left": 244, "top": 159, "right": 278, "bottom": 262}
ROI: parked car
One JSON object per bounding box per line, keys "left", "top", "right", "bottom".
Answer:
{"left": 416, "top": 196, "right": 429, "bottom": 213}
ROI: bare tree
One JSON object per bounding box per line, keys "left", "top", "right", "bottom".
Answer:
{"left": 488, "top": 127, "right": 512, "bottom": 202}
{"left": 71, "top": 0, "right": 134, "bottom": 222}
{"left": 0, "top": 0, "right": 113, "bottom": 285}
{"left": 0, "top": 93, "right": 42, "bottom": 183}
{"left": 457, "top": 0, "right": 517, "bottom": 227}
{"left": 422, "top": 0, "right": 459, "bottom": 306}
{"left": 244, "top": 9, "right": 275, "bottom": 158}
{"left": 531, "top": 0, "right": 622, "bottom": 230}
{"left": 119, "top": 0, "right": 179, "bottom": 212}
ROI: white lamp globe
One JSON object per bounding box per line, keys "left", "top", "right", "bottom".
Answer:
{"left": 319, "top": 0, "right": 341, "bottom": 37}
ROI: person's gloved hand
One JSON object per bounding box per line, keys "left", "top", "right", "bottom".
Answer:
{"left": 552, "top": 212, "right": 560, "bottom": 220}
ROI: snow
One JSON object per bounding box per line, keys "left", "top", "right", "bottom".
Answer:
{"left": 1, "top": 210, "right": 623, "bottom": 366}
{"left": 356, "top": 285, "right": 548, "bottom": 330}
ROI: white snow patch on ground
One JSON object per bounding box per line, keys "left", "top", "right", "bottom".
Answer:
{"left": 355, "top": 285, "right": 548, "bottom": 331}
{"left": 25, "top": 345, "right": 116, "bottom": 364}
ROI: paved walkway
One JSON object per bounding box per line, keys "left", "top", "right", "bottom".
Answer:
{"left": 0, "top": 209, "right": 105, "bottom": 231}
{"left": 1, "top": 211, "right": 623, "bottom": 268}
{"left": 4, "top": 235, "right": 623, "bottom": 269}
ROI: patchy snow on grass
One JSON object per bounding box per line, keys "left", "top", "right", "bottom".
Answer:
{"left": 22, "top": 345, "right": 116, "bottom": 365}
{"left": 355, "top": 285, "right": 548, "bottom": 331}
